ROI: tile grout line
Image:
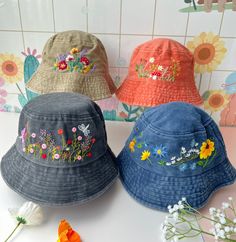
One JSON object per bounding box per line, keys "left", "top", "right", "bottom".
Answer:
{"left": 151, "top": 0, "right": 157, "bottom": 39}
{"left": 51, "top": 0, "right": 56, "bottom": 33}
{"left": 17, "top": 0, "right": 25, "bottom": 51}
{"left": 117, "top": 0, "right": 123, "bottom": 81}
{"left": 86, "top": 0, "right": 89, "bottom": 32}
{"left": 184, "top": 3, "right": 191, "bottom": 45}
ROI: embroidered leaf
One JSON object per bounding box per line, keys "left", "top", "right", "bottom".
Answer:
{"left": 197, "top": 160, "right": 204, "bottom": 166}
{"left": 130, "top": 107, "right": 141, "bottom": 114}
{"left": 137, "top": 143, "right": 142, "bottom": 149}
{"left": 190, "top": 139, "right": 196, "bottom": 148}
{"left": 122, "top": 103, "right": 130, "bottom": 112}
{"left": 158, "top": 160, "right": 165, "bottom": 166}
{"left": 125, "top": 117, "right": 137, "bottom": 122}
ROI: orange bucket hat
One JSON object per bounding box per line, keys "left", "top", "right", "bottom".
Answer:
{"left": 116, "top": 38, "right": 202, "bottom": 107}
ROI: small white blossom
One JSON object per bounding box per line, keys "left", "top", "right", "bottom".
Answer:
{"left": 176, "top": 157, "right": 182, "bottom": 162}
{"left": 185, "top": 153, "right": 190, "bottom": 157}
{"left": 173, "top": 212, "right": 179, "bottom": 221}
{"left": 219, "top": 217, "right": 226, "bottom": 224}
{"left": 233, "top": 218, "right": 236, "bottom": 223}
{"left": 224, "top": 226, "right": 230, "bottom": 232}
{"left": 222, "top": 202, "right": 230, "bottom": 209}
{"left": 166, "top": 162, "right": 172, "bottom": 166}
{"left": 171, "top": 156, "right": 176, "bottom": 161}
{"left": 209, "top": 207, "right": 216, "bottom": 215}
{"left": 181, "top": 147, "right": 186, "bottom": 154}
{"left": 228, "top": 197, "right": 233, "bottom": 201}
{"left": 149, "top": 57, "right": 155, "bottom": 63}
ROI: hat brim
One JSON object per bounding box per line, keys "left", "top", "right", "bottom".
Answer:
{"left": 1, "top": 144, "right": 118, "bottom": 206}
{"left": 116, "top": 78, "right": 203, "bottom": 107}
{"left": 117, "top": 147, "right": 236, "bottom": 211}
{"left": 26, "top": 63, "right": 116, "bottom": 101}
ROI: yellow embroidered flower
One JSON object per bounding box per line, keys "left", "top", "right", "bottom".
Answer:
{"left": 70, "top": 48, "right": 79, "bottom": 54}
{"left": 141, "top": 150, "right": 151, "bottom": 161}
{"left": 200, "top": 139, "right": 215, "bottom": 159}
{"left": 129, "top": 139, "right": 136, "bottom": 152}
{"left": 187, "top": 32, "right": 227, "bottom": 73}
{"left": 0, "top": 53, "right": 23, "bottom": 83}
{"left": 204, "top": 90, "right": 230, "bottom": 113}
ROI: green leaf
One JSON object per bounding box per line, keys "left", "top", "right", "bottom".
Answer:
{"left": 122, "top": 103, "right": 130, "bottom": 112}
{"left": 16, "top": 216, "right": 27, "bottom": 224}
{"left": 197, "top": 160, "right": 204, "bottom": 166}
{"left": 158, "top": 160, "right": 165, "bottom": 166}
{"left": 127, "top": 117, "right": 137, "bottom": 122}
{"left": 184, "top": 0, "right": 192, "bottom": 3}
{"left": 18, "top": 94, "right": 28, "bottom": 108}
{"left": 130, "top": 107, "right": 141, "bottom": 114}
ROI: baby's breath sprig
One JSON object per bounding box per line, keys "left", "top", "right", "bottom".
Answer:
{"left": 161, "top": 197, "right": 236, "bottom": 242}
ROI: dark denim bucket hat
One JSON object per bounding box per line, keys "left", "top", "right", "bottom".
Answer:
{"left": 1, "top": 93, "right": 118, "bottom": 205}
{"left": 117, "top": 102, "right": 236, "bottom": 211}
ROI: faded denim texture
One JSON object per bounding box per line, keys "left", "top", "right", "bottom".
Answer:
{"left": 117, "top": 102, "right": 236, "bottom": 211}
{"left": 1, "top": 92, "right": 118, "bottom": 206}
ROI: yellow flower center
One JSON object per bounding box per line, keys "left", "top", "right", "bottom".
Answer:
{"left": 157, "top": 149, "right": 162, "bottom": 155}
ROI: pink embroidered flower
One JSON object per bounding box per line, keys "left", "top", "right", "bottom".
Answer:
{"left": 58, "top": 61, "right": 67, "bottom": 70}
{"left": 29, "top": 148, "right": 34, "bottom": 154}
{"left": 80, "top": 56, "right": 89, "bottom": 65}
{"left": 72, "top": 127, "right": 77, "bottom": 133}
{"left": 31, "top": 133, "right": 36, "bottom": 138}
{"left": 20, "top": 128, "right": 27, "bottom": 145}
{"left": 66, "top": 55, "right": 74, "bottom": 62}
{"left": 41, "top": 144, "right": 47, "bottom": 150}
{"left": 41, "top": 154, "right": 47, "bottom": 159}
{"left": 91, "top": 138, "right": 96, "bottom": 144}
{"left": 87, "top": 152, "right": 92, "bottom": 158}
{"left": 77, "top": 136, "right": 82, "bottom": 141}
{"left": 77, "top": 155, "right": 82, "bottom": 160}
{"left": 54, "top": 154, "right": 60, "bottom": 160}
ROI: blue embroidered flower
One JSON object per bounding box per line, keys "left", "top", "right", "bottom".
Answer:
{"left": 153, "top": 145, "right": 167, "bottom": 158}
{"left": 179, "top": 163, "right": 188, "bottom": 171}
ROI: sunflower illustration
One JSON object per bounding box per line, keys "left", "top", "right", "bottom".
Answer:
{"left": 199, "top": 139, "right": 215, "bottom": 159}
{"left": 0, "top": 53, "right": 23, "bottom": 83}
{"left": 187, "top": 32, "right": 227, "bottom": 73}
{"left": 204, "top": 90, "right": 230, "bottom": 112}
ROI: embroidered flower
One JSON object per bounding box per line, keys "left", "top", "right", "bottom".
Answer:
{"left": 54, "top": 48, "right": 95, "bottom": 74}
{"left": 54, "top": 154, "right": 60, "bottom": 160}
{"left": 179, "top": 163, "right": 188, "bottom": 171}
{"left": 77, "top": 136, "right": 82, "bottom": 141}
{"left": 141, "top": 150, "right": 151, "bottom": 161}
{"left": 199, "top": 139, "right": 215, "bottom": 159}
{"left": 129, "top": 139, "right": 136, "bottom": 152}
{"left": 29, "top": 148, "right": 34, "bottom": 153}
{"left": 157, "top": 65, "right": 163, "bottom": 71}
{"left": 58, "top": 60, "right": 67, "bottom": 71}
{"left": 70, "top": 48, "right": 79, "bottom": 54}
{"left": 87, "top": 152, "right": 92, "bottom": 158}
{"left": 72, "top": 127, "right": 77, "bottom": 133}
{"left": 66, "top": 55, "right": 74, "bottom": 62}
{"left": 149, "top": 57, "right": 155, "bottom": 63}
{"left": 41, "top": 154, "right": 47, "bottom": 159}
{"left": 91, "top": 138, "right": 96, "bottom": 144}
{"left": 153, "top": 145, "right": 167, "bottom": 158}
{"left": 77, "top": 155, "right": 82, "bottom": 160}
{"left": 67, "top": 139, "right": 72, "bottom": 145}
{"left": 41, "top": 144, "right": 47, "bottom": 150}
{"left": 31, "top": 133, "right": 36, "bottom": 138}
{"left": 58, "top": 129, "right": 63, "bottom": 135}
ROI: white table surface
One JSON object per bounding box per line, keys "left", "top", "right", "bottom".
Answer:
{"left": 0, "top": 112, "right": 203, "bottom": 242}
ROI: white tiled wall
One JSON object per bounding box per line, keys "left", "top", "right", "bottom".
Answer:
{"left": 0, "top": 0, "right": 236, "bottom": 126}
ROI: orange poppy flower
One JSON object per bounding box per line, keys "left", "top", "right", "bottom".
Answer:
{"left": 57, "top": 220, "right": 81, "bottom": 242}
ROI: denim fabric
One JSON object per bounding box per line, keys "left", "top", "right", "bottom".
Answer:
{"left": 1, "top": 92, "right": 118, "bottom": 205}
{"left": 117, "top": 102, "right": 236, "bottom": 211}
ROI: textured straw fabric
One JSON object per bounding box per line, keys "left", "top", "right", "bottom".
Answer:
{"left": 117, "top": 102, "right": 236, "bottom": 211}
{"left": 116, "top": 38, "right": 202, "bottom": 107}
{"left": 1, "top": 93, "right": 118, "bottom": 205}
{"left": 26, "top": 30, "right": 116, "bottom": 100}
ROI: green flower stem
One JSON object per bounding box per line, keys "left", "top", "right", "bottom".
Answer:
{"left": 4, "top": 221, "right": 22, "bottom": 242}
{"left": 15, "top": 83, "right": 27, "bottom": 101}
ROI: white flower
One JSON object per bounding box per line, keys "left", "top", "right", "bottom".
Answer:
{"left": 171, "top": 227, "right": 176, "bottom": 233}
{"left": 224, "top": 226, "right": 230, "bottom": 232}
{"left": 178, "top": 200, "right": 182, "bottom": 205}
{"left": 219, "top": 217, "right": 226, "bottom": 224}
{"left": 152, "top": 75, "right": 157, "bottom": 80}
{"left": 9, "top": 202, "right": 44, "bottom": 225}
{"left": 233, "top": 218, "right": 236, "bottom": 223}
{"left": 167, "top": 205, "right": 172, "bottom": 210}
{"left": 214, "top": 223, "right": 221, "bottom": 230}
{"left": 173, "top": 212, "right": 179, "bottom": 221}
{"left": 176, "top": 157, "right": 182, "bottom": 162}
{"left": 181, "top": 147, "right": 186, "bottom": 154}
{"left": 234, "top": 227, "right": 236, "bottom": 233}
{"left": 185, "top": 153, "right": 190, "bottom": 157}
{"left": 158, "top": 65, "right": 163, "bottom": 71}
{"left": 218, "top": 229, "right": 225, "bottom": 239}
{"left": 209, "top": 207, "right": 216, "bottom": 215}
{"left": 171, "top": 156, "right": 176, "bottom": 161}
{"left": 171, "top": 160, "right": 176, "bottom": 164}
{"left": 166, "top": 162, "right": 171, "bottom": 166}
{"left": 149, "top": 57, "right": 155, "bottom": 63}
{"left": 173, "top": 236, "right": 178, "bottom": 242}
{"left": 222, "top": 202, "right": 230, "bottom": 209}
{"left": 173, "top": 204, "right": 179, "bottom": 211}
{"left": 66, "top": 54, "right": 74, "bottom": 62}
{"left": 41, "top": 143, "right": 47, "bottom": 150}
{"left": 195, "top": 143, "right": 199, "bottom": 146}
{"left": 228, "top": 197, "right": 233, "bottom": 201}
{"left": 182, "top": 197, "right": 186, "bottom": 202}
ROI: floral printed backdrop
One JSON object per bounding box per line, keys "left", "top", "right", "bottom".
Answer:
{"left": 0, "top": 0, "right": 236, "bottom": 127}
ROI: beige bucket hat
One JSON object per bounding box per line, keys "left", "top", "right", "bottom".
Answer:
{"left": 26, "top": 30, "right": 116, "bottom": 100}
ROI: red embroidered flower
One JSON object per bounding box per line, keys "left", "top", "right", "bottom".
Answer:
{"left": 58, "top": 129, "right": 63, "bottom": 135}
{"left": 87, "top": 152, "right": 92, "bottom": 158}
{"left": 151, "top": 71, "right": 162, "bottom": 77}
{"left": 41, "top": 154, "right": 47, "bottom": 159}
{"left": 91, "top": 138, "right": 96, "bottom": 144}
{"left": 67, "top": 139, "right": 72, "bottom": 145}
{"left": 58, "top": 60, "right": 67, "bottom": 70}
{"left": 80, "top": 56, "right": 89, "bottom": 65}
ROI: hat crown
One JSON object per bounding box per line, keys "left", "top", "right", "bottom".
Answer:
{"left": 17, "top": 93, "right": 107, "bottom": 167}
{"left": 127, "top": 102, "right": 226, "bottom": 176}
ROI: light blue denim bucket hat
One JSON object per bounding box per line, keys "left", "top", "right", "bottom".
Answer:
{"left": 1, "top": 92, "right": 118, "bottom": 205}
{"left": 117, "top": 102, "right": 236, "bottom": 211}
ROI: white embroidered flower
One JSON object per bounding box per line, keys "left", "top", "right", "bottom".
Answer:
{"left": 54, "top": 154, "right": 60, "bottom": 160}
{"left": 228, "top": 197, "right": 233, "bottom": 201}
{"left": 181, "top": 147, "right": 186, "bottom": 154}
{"left": 176, "top": 157, "right": 182, "bottom": 162}
{"left": 149, "top": 57, "right": 155, "bottom": 63}
{"left": 195, "top": 143, "right": 199, "bottom": 147}
{"left": 9, "top": 202, "right": 43, "bottom": 225}
{"left": 41, "top": 143, "right": 47, "bottom": 149}
{"left": 152, "top": 75, "right": 157, "bottom": 80}
{"left": 157, "top": 65, "right": 163, "bottom": 71}
{"left": 222, "top": 202, "right": 230, "bottom": 209}
{"left": 166, "top": 162, "right": 171, "bottom": 166}
{"left": 185, "top": 153, "right": 190, "bottom": 157}
{"left": 171, "top": 160, "right": 176, "bottom": 164}
{"left": 171, "top": 156, "right": 176, "bottom": 161}
{"left": 66, "top": 54, "right": 74, "bottom": 62}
